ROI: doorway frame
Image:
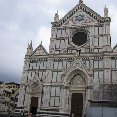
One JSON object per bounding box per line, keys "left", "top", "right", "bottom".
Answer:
{"left": 61, "top": 58, "right": 93, "bottom": 115}
{"left": 70, "top": 86, "right": 86, "bottom": 117}
{"left": 30, "top": 97, "right": 38, "bottom": 115}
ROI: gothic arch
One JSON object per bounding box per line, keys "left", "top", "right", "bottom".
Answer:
{"left": 63, "top": 58, "right": 93, "bottom": 87}
{"left": 61, "top": 59, "right": 93, "bottom": 114}
{"left": 64, "top": 69, "right": 88, "bottom": 86}
{"left": 26, "top": 80, "right": 43, "bottom": 95}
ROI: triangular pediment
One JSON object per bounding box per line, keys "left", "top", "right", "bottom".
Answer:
{"left": 63, "top": 58, "right": 90, "bottom": 76}
{"left": 61, "top": 4, "right": 102, "bottom": 27}
{"left": 63, "top": 10, "right": 99, "bottom": 27}
{"left": 52, "top": 3, "right": 111, "bottom": 27}
{"left": 32, "top": 44, "right": 48, "bottom": 56}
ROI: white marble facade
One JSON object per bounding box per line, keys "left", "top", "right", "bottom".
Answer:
{"left": 17, "top": 0, "right": 117, "bottom": 116}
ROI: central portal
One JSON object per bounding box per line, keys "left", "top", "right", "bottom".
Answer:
{"left": 71, "top": 93, "right": 83, "bottom": 117}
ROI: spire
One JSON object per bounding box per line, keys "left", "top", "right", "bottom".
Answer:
{"left": 79, "top": 0, "right": 83, "bottom": 4}
{"left": 104, "top": 5, "right": 108, "bottom": 17}
{"left": 41, "top": 41, "right": 42, "bottom": 45}
{"left": 54, "top": 10, "right": 59, "bottom": 22}
{"left": 26, "top": 40, "right": 33, "bottom": 55}
{"left": 30, "top": 40, "right": 32, "bottom": 47}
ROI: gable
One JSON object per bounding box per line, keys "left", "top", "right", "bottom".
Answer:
{"left": 32, "top": 44, "right": 48, "bottom": 56}
{"left": 63, "top": 58, "right": 89, "bottom": 76}
{"left": 63, "top": 9, "right": 99, "bottom": 27}
{"left": 52, "top": 2, "right": 110, "bottom": 27}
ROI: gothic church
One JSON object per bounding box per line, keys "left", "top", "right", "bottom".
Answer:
{"left": 17, "top": 0, "right": 117, "bottom": 117}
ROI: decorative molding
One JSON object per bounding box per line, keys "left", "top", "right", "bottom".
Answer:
{"left": 31, "top": 44, "right": 48, "bottom": 56}
{"left": 62, "top": 57, "right": 93, "bottom": 86}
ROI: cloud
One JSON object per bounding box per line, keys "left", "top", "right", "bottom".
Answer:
{"left": 35, "top": 26, "right": 51, "bottom": 51}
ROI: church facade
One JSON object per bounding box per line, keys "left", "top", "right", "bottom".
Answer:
{"left": 17, "top": 0, "right": 117, "bottom": 117}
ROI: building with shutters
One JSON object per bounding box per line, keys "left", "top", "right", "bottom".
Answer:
{"left": 17, "top": 0, "right": 117, "bottom": 117}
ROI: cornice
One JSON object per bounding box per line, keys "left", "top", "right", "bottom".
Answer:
{"left": 24, "top": 51, "right": 117, "bottom": 63}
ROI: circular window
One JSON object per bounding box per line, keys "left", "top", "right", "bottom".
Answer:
{"left": 72, "top": 32, "right": 87, "bottom": 46}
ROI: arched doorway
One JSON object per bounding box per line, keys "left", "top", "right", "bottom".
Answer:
{"left": 27, "top": 81, "right": 42, "bottom": 115}
{"left": 62, "top": 69, "right": 88, "bottom": 117}
{"left": 29, "top": 82, "right": 39, "bottom": 115}
{"left": 61, "top": 58, "right": 93, "bottom": 117}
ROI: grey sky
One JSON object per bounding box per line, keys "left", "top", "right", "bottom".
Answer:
{"left": 0, "top": 0, "right": 117, "bottom": 83}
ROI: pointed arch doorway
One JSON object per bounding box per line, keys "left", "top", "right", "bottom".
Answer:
{"left": 26, "top": 81, "right": 43, "bottom": 115}
{"left": 62, "top": 58, "right": 93, "bottom": 117}
{"left": 62, "top": 68, "right": 89, "bottom": 117}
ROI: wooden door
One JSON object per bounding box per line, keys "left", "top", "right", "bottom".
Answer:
{"left": 30, "top": 97, "right": 38, "bottom": 115}
{"left": 71, "top": 93, "right": 83, "bottom": 117}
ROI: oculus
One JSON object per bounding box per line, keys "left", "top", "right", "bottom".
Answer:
{"left": 72, "top": 32, "right": 87, "bottom": 46}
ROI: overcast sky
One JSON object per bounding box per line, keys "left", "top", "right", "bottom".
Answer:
{"left": 0, "top": 0, "right": 117, "bottom": 83}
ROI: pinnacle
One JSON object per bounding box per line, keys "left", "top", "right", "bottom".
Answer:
{"left": 79, "top": 0, "right": 83, "bottom": 4}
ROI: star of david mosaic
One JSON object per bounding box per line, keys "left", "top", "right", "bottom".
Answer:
{"left": 75, "top": 14, "right": 84, "bottom": 22}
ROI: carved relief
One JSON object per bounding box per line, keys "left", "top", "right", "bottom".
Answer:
{"left": 35, "top": 49, "right": 44, "bottom": 55}
{"left": 71, "top": 74, "right": 85, "bottom": 85}
{"left": 73, "top": 11, "right": 86, "bottom": 24}
{"left": 26, "top": 81, "right": 42, "bottom": 96}
{"left": 33, "top": 44, "right": 48, "bottom": 55}
{"left": 62, "top": 58, "right": 94, "bottom": 88}
{"left": 30, "top": 82, "right": 42, "bottom": 94}
{"left": 26, "top": 70, "right": 43, "bottom": 95}
{"left": 63, "top": 58, "right": 89, "bottom": 77}
{"left": 66, "top": 13, "right": 94, "bottom": 26}
{"left": 35, "top": 48, "right": 46, "bottom": 55}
